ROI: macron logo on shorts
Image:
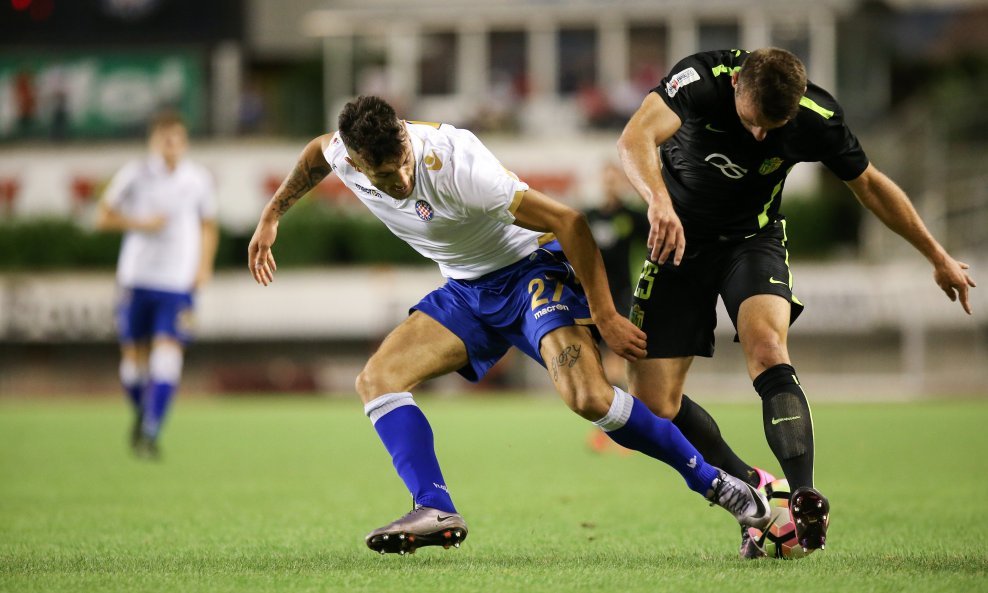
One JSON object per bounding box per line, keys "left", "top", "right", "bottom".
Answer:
{"left": 533, "top": 303, "right": 570, "bottom": 319}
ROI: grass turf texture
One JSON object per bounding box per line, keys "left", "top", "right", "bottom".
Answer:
{"left": 1, "top": 397, "right": 986, "bottom": 593}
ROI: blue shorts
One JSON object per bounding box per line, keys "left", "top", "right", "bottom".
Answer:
{"left": 412, "top": 241, "right": 596, "bottom": 382}
{"left": 116, "top": 287, "right": 195, "bottom": 344}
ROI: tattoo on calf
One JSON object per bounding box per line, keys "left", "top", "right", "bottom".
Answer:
{"left": 551, "top": 344, "right": 582, "bottom": 381}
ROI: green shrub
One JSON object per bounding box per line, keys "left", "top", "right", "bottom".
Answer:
{"left": 0, "top": 202, "right": 426, "bottom": 270}
{"left": 0, "top": 189, "right": 861, "bottom": 270}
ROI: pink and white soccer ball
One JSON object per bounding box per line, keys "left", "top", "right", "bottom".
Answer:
{"left": 746, "top": 479, "right": 817, "bottom": 560}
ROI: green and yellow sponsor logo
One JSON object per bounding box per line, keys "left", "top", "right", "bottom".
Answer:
{"left": 759, "top": 157, "right": 783, "bottom": 175}
{"left": 711, "top": 64, "right": 741, "bottom": 77}
{"left": 629, "top": 304, "right": 645, "bottom": 329}
{"left": 633, "top": 260, "right": 661, "bottom": 300}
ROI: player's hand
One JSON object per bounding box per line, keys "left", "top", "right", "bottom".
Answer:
{"left": 139, "top": 214, "right": 168, "bottom": 233}
{"left": 647, "top": 200, "right": 685, "bottom": 265}
{"left": 596, "top": 311, "right": 647, "bottom": 361}
{"left": 933, "top": 255, "right": 976, "bottom": 314}
{"left": 248, "top": 218, "right": 279, "bottom": 286}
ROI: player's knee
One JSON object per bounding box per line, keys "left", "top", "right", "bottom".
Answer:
{"left": 354, "top": 367, "right": 381, "bottom": 403}
{"left": 563, "top": 386, "right": 612, "bottom": 421}
{"left": 355, "top": 361, "right": 407, "bottom": 404}
{"left": 746, "top": 337, "right": 788, "bottom": 372}
{"left": 628, "top": 380, "right": 683, "bottom": 419}
{"left": 646, "top": 394, "right": 682, "bottom": 419}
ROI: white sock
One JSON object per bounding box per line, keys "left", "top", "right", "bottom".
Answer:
{"left": 592, "top": 386, "right": 634, "bottom": 432}
{"left": 364, "top": 392, "right": 416, "bottom": 426}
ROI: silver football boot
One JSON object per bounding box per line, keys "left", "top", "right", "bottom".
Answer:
{"left": 706, "top": 470, "right": 772, "bottom": 530}
{"left": 739, "top": 525, "right": 768, "bottom": 559}
{"left": 365, "top": 505, "right": 468, "bottom": 555}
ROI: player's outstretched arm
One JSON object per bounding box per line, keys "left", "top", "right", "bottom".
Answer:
{"left": 512, "top": 188, "right": 647, "bottom": 361}
{"left": 617, "top": 93, "right": 685, "bottom": 265}
{"left": 94, "top": 201, "right": 167, "bottom": 233}
{"left": 846, "top": 163, "right": 977, "bottom": 314}
{"left": 249, "top": 134, "right": 333, "bottom": 286}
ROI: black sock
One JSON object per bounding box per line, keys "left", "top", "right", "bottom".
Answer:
{"left": 672, "top": 394, "right": 758, "bottom": 487}
{"left": 754, "top": 364, "right": 814, "bottom": 490}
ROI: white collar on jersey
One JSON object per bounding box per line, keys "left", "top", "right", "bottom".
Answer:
{"left": 148, "top": 153, "right": 185, "bottom": 176}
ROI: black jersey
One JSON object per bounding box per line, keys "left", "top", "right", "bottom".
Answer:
{"left": 653, "top": 49, "right": 869, "bottom": 242}
{"left": 585, "top": 203, "right": 649, "bottom": 313}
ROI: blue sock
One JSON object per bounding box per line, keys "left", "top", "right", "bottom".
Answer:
{"left": 141, "top": 381, "right": 176, "bottom": 440}
{"left": 365, "top": 393, "right": 456, "bottom": 513}
{"left": 595, "top": 387, "right": 719, "bottom": 494}
{"left": 124, "top": 381, "right": 144, "bottom": 411}
{"left": 119, "top": 359, "right": 145, "bottom": 411}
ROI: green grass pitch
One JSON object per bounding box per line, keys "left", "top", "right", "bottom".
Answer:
{"left": 2, "top": 396, "right": 986, "bottom": 592}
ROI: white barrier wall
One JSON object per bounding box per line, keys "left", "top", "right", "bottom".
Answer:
{"left": 3, "top": 262, "right": 984, "bottom": 342}
{"left": 2, "top": 262, "right": 985, "bottom": 397}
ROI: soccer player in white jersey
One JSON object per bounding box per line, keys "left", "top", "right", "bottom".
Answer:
{"left": 248, "top": 96, "right": 772, "bottom": 554}
{"left": 97, "top": 112, "right": 218, "bottom": 459}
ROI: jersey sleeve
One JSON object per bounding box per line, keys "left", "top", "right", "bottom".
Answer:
{"left": 819, "top": 122, "right": 869, "bottom": 181}
{"left": 102, "top": 161, "right": 140, "bottom": 210}
{"left": 445, "top": 129, "right": 529, "bottom": 224}
{"left": 651, "top": 54, "right": 719, "bottom": 123}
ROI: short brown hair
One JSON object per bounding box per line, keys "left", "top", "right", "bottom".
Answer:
{"left": 736, "top": 48, "right": 807, "bottom": 122}
{"left": 148, "top": 110, "right": 186, "bottom": 135}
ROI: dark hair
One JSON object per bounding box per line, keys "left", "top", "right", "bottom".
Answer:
{"left": 338, "top": 96, "right": 405, "bottom": 167}
{"left": 736, "top": 48, "right": 807, "bottom": 122}
{"left": 148, "top": 110, "right": 186, "bottom": 135}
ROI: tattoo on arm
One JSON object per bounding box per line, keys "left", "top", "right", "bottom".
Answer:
{"left": 550, "top": 344, "right": 582, "bottom": 382}
{"left": 272, "top": 158, "right": 331, "bottom": 216}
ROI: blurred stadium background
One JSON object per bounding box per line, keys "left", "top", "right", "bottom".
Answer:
{"left": 0, "top": 0, "right": 986, "bottom": 401}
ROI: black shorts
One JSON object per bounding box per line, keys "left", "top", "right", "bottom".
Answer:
{"left": 628, "top": 218, "right": 804, "bottom": 358}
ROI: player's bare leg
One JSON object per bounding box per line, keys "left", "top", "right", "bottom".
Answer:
{"left": 539, "top": 325, "right": 614, "bottom": 421}
{"left": 540, "top": 326, "right": 770, "bottom": 530}
{"left": 628, "top": 356, "right": 691, "bottom": 418}
{"left": 357, "top": 312, "right": 470, "bottom": 554}
{"left": 587, "top": 346, "right": 631, "bottom": 454}
{"left": 631, "top": 356, "right": 768, "bottom": 487}
{"left": 627, "top": 317, "right": 789, "bottom": 556}
{"left": 738, "top": 294, "right": 829, "bottom": 550}
{"left": 356, "top": 311, "right": 469, "bottom": 404}
{"left": 737, "top": 294, "right": 793, "bottom": 379}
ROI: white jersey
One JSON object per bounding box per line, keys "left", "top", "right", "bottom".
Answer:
{"left": 324, "top": 121, "right": 545, "bottom": 280}
{"left": 103, "top": 155, "right": 217, "bottom": 292}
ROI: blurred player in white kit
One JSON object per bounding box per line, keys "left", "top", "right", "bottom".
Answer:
{"left": 97, "top": 111, "right": 218, "bottom": 459}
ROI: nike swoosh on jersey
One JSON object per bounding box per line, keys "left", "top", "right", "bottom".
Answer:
{"left": 769, "top": 277, "right": 788, "bottom": 285}
{"left": 705, "top": 123, "right": 727, "bottom": 133}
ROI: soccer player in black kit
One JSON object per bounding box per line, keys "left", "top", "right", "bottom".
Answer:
{"left": 618, "top": 48, "right": 976, "bottom": 556}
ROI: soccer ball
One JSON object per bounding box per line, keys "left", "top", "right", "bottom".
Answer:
{"left": 745, "top": 479, "right": 817, "bottom": 560}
